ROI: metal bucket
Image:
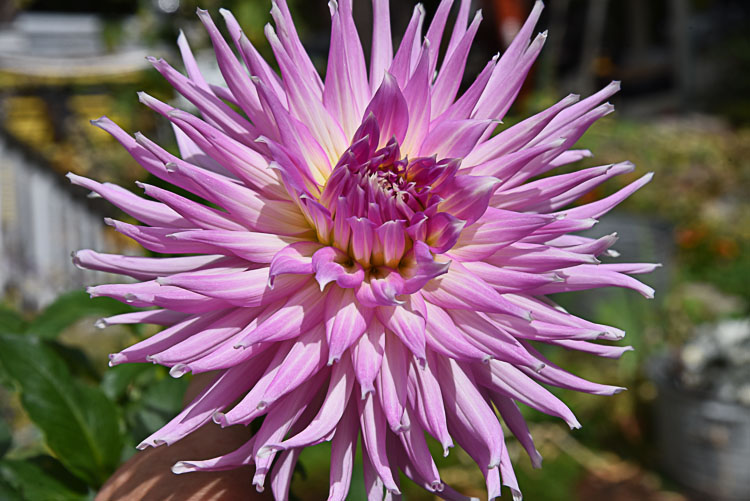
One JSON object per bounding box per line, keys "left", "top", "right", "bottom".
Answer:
{"left": 651, "top": 356, "right": 750, "bottom": 501}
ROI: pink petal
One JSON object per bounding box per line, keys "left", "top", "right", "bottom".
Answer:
{"left": 325, "top": 286, "right": 373, "bottom": 364}
{"left": 363, "top": 73, "right": 409, "bottom": 147}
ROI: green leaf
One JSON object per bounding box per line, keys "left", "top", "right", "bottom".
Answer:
{"left": 47, "top": 341, "right": 101, "bottom": 383}
{"left": 140, "top": 372, "right": 189, "bottom": 414}
{"left": 27, "top": 290, "right": 131, "bottom": 340}
{"left": 0, "top": 417, "right": 11, "bottom": 458}
{"left": 0, "top": 335, "right": 123, "bottom": 487}
{"left": 0, "top": 458, "right": 88, "bottom": 501}
{"left": 100, "top": 363, "right": 155, "bottom": 401}
{"left": 123, "top": 369, "right": 189, "bottom": 444}
{"left": 0, "top": 304, "right": 26, "bottom": 334}
{"left": 0, "top": 477, "right": 23, "bottom": 501}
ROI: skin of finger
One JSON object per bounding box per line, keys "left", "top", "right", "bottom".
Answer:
{"left": 96, "top": 373, "right": 273, "bottom": 501}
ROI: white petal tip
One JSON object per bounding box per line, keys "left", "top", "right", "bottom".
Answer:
{"left": 87, "top": 191, "right": 101, "bottom": 199}
{"left": 94, "top": 318, "right": 107, "bottom": 329}
{"left": 169, "top": 364, "right": 190, "bottom": 378}
{"left": 212, "top": 411, "right": 227, "bottom": 426}
{"left": 430, "top": 480, "right": 445, "bottom": 492}
{"left": 108, "top": 353, "right": 126, "bottom": 366}
{"left": 257, "top": 445, "right": 279, "bottom": 458}
{"left": 171, "top": 462, "right": 195, "bottom": 474}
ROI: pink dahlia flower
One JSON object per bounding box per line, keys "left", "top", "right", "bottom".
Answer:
{"left": 71, "top": 0, "right": 656, "bottom": 499}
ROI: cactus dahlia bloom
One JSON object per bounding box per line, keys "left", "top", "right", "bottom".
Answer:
{"left": 70, "top": 0, "right": 655, "bottom": 499}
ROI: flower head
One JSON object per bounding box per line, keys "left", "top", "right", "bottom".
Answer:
{"left": 71, "top": 0, "right": 656, "bottom": 499}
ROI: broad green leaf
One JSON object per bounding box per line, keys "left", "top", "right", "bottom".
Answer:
{"left": 0, "top": 458, "right": 88, "bottom": 501}
{"left": 27, "top": 290, "right": 131, "bottom": 340}
{"left": 123, "top": 370, "right": 189, "bottom": 444}
{"left": 140, "top": 372, "right": 189, "bottom": 414}
{"left": 0, "top": 477, "right": 23, "bottom": 501}
{"left": 0, "top": 418, "right": 11, "bottom": 458}
{"left": 100, "top": 363, "right": 155, "bottom": 401}
{"left": 47, "top": 341, "right": 101, "bottom": 383}
{"left": 0, "top": 304, "right": 26, "bottom": 334}
{"left": 0, "top": 335, "right": 123, "bottom": 487}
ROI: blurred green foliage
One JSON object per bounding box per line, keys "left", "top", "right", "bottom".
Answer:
{"left": 0, "top": 292, "right": 188, "bottom": 499}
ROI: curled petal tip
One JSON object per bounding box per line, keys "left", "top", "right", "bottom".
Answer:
{"left": 94, "top": 318, "right": 107, "bottom": 329}
{"left": 71, "top": 252, "right": 84, "bottom": 269}
{"left": 108, "top": 353, "right": 126, "bottom": 366}
{"left": 212, "top": 411, "right": 228, "bottom": 427}
{"left": 256, "top": 445, "right": 279, "bottom": 458}
{"left": 171, "top": 461, "right": 195, "bottom": 474}
{"left": 430, "top": 480, "right": 445, "bottom": 492}
{"left": 169, "top": 364, "right": 190, "bottom": 378}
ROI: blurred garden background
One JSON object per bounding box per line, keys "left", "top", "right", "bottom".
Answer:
{"left": 0, "top": 0, "right": 749, "bottom": 499}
